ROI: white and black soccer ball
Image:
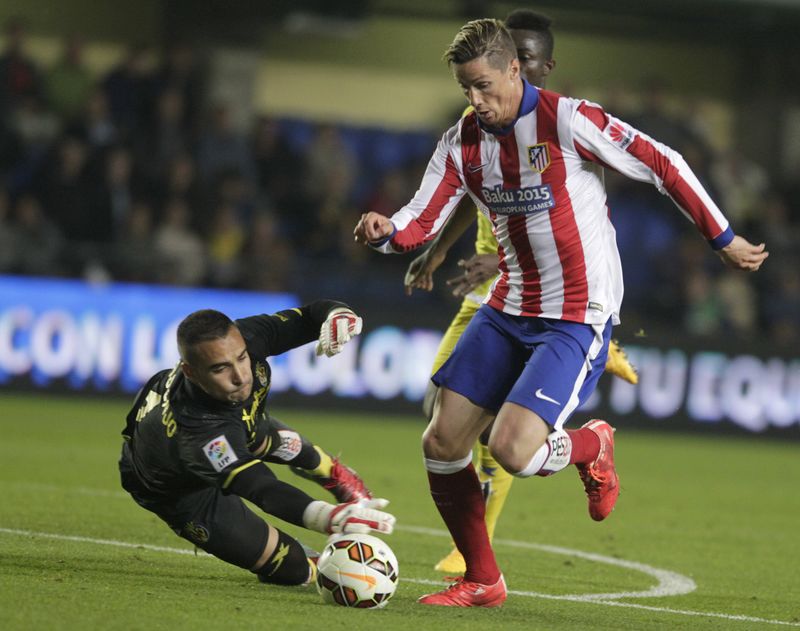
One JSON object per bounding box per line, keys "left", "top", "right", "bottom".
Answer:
{"left": 315, "top": 533, "right": 399, "bottom": 608}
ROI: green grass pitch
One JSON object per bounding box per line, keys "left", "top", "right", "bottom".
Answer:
{"left": 1, "top": 393, "right": 798, "bottom": 630}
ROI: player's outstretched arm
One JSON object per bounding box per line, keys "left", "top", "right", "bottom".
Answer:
{"left": 354, "top": 212, "right": 394, "bottom": 245}
{"left": 716, "top": 235, "right": 769, "bottom": 271}
{"left": 404, "top": 200, "right": 477, "bottom": 295}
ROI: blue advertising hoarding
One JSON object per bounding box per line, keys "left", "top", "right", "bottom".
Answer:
{"left": 0, "top": 275, "right": 297, "bottom": 392}
{"left": 1, "top": 274, "right": 798, "bottom": 436}
{"left": 0, "top": 274, "right": 443, "bottom": 402}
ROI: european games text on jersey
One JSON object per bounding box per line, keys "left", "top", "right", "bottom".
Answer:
{"left": 374, "top": 80, "right": 732, "bottom": 325}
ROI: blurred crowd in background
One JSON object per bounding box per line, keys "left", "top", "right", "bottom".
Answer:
{"left": 0, "top": 18, "right": 798, "bottom": 344}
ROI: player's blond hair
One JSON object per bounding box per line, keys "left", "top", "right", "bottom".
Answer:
{"left": 443, "top": 18, "right": 516, "bottom": 70}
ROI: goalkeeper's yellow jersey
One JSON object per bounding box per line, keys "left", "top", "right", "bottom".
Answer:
{"left": 462, "top": 106, "right": 499, "bottom": 305}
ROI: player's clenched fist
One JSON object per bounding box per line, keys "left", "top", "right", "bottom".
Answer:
{"left": 316, "top": 308, "right": 362, "bottom": 357}
{"left": 354, "top": 212, "right": 394, "bottom": 244}
{"left": 716, "top": 235, "right": 769, "bottom": 272}
{"left": 303, "top": 498, "right": 396, "bottom": 535}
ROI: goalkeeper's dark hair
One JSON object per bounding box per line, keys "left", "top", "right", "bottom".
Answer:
{"left": 177, "top": 309, "right": 236, "bottom": 363}
{"left": 444, "top": 18, "right": 516, "bottom": 70}
{"left": 504, "top": 9, "right": 555, "bottom": 59}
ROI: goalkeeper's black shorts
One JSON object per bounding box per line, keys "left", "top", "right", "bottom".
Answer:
{"left": 119, "top": 450, "right": 268, "bottom": 570}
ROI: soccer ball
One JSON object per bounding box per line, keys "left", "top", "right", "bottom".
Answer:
{"left": 316, "top": 533, "right": 399, "bottom": 608}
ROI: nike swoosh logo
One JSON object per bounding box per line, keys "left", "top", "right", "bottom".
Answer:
{"left": 535, "top": 388, "right": 561, "bottom": 405}
{"left": 467, "top": 162, "right": 487, "bottom": 173}
{"left": 339, "top": 571, "right": 377, "bottom": 588}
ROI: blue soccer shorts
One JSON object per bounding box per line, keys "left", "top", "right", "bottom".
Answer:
{"left": 432, "top": 304, "right": 612, "bottom": 429}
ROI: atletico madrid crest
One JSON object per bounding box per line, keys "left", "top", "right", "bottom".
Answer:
{"left": 527, "top": 143, "right": 550, "bottom": 173}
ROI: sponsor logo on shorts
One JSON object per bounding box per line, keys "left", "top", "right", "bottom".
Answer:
{"left": 202, "top": 435, "right": 239, "bottom": 472}
{"left": 535, "top": 388, "right": 561, "bottom": 405}
{"left": 183, "top": 521, "right": 210, "bottom": 544}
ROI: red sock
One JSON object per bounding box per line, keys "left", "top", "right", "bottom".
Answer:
{"left": 427, "top": 463, "right": 500, "bottom": 584}
{"left": 567, "top": 427, "right": 601, "bottom": 465}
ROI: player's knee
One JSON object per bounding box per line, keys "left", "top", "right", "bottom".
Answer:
{"left": 487, "top": 436, "right": 528, "bottom": 474}
{"left": 254, "top": 530, "right": 313, "bottom": 586}
{"left": 421, "top": 425, "right": 460, "bottom": 461}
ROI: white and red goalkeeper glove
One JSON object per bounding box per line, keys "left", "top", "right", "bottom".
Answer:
{"left": 315, "top": 308, "right": 362, "bottom": 357}
{"left": 303, "top": 498, "right": 395, "bottom": 535}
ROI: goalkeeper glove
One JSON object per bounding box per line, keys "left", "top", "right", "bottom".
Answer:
{"left": 302, "top": 498, "right": 395, "bottom": 535}
{"left": 316, "top": 308, "right": 362, "bottom": 357}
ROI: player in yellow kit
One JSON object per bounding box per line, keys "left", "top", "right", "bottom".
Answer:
{"left": 404, "top": 9, "right": 638, "bottom": 573}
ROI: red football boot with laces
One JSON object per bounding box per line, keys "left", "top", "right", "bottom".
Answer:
{"left": 576, "top": 419, "right": 619, "bottom": 521}
{"left": 418, "top": 574, "right": 507, "bottom": 607}
{"left": 322, "top": 458, "right": 372, "bottom": 503}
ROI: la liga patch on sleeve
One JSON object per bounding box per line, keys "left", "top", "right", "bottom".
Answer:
{"left": 202, "top": 435, "right": 239, "bottom": 472}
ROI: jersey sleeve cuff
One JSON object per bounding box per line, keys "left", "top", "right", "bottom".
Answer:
{"left": 709, "top": 226, "right": 734, "bottom": 250}
{"left": 368, "top": 222, "right": 397, "bottom": 250}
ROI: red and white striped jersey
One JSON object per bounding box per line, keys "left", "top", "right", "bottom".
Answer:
{"left": 374, "top": 82, "right": 733, "bottom": 325}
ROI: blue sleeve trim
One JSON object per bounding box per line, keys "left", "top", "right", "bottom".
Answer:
{"left": 709, "top": 226, "right": 734, "bottom": 250}
{"left": 369, "top": 223, "right": 397, "bottom": 249}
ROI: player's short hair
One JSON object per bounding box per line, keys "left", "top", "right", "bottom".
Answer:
{"left": 504, "top": 9, "right": 555, "bottom": 59}
{"left": 443, "top": 18, "right": 517, "bottom": 70}
{"left": 177, "top": 309, "right": 236, "bottom": 364}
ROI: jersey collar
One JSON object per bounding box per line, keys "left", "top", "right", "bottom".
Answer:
{"left": 477, "top": 78, "right": 539, "bottom": 137}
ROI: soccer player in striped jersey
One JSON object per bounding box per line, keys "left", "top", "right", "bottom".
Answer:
{"left": 404, "top": 9, "right": 638, "bottom": 576}
{"left": 355, "top": 19, "right": 767, "bottom": 607}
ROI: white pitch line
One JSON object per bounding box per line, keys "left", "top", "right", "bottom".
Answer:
{"left": 399, "top": 524, "right": 696, "bottom": 600}
{"left": 0, "top": 527, "right": 211, "bottom": 557}
{"left": 5, "top": 482, "right": 129, "bottom": 499}
{"left": 1, "top": 526, "right": 798, "bottom": 627}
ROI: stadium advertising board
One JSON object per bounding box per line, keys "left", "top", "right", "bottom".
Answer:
{"left": 0, "top": 275, "right": 797, "bottom": 436}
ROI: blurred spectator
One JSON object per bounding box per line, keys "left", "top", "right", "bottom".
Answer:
{"left": 13, "top": 193, "right": 63, "bottom": 275}
{"left": 154, "top": 153, "right": 204, "bottom": 223}
{"left": 73, "top": 87, "right": 118, "bottom": 150}
{"left": 304, "top": 124, "right": 355, "bottom": 205}
{"left": 764, "top": 268, "right": 800, "bottom": 345}
{"left": 683, "top": 268, "right": 721, "bottom": 336}
{"left": 113, "top": 200, "right": 160, "bottom": 283}
{"left": 207, "top": 202, "right": 245, "bottom": 286}
{"left": 153, "top": 197, "right": 205, "bottom": 285}
{"left": 251, "top": 115, "right": 306, "bottom": 211}
{"left": 717, "top": 273, "right": 758, "bottom": 336}
{"left": 45, "top": 36, "right": 93, "bottom": 119}
{"left": 241, "top": 212, "right": 291, "bottom": 292}
{"left": 11, "top": 94, "right": 59, "bottom": 159}
{"left": 135, "top": 87, "right": 191, "bottom": 182}
{"left": 217, "top": 171, "right": 255, "bottom": 224}
{"left": 152, "top": 41, "right": 205, "bottom": 135}
{"left": 102, "top": 45, "right": 152, "bottom": 137}
{"left": 0, "top": 17, "right": 41, "bottom": 119}
{"left": 629, "top": 76, "right": 699, "bottom": 153}
{"left": 710, "top": 149, "right": 770, "bottom": 226}
{"left": 36, "top": 135, "right": 97, "bottom": 243}
{"left": 0, "top": 186, "right": 17, "bottom": 271}
{"left": 364, "top": 168, "right": 409, "bottom": 217}
{"left": 197, "top": 103, "right": 254, "bottom": 183}
{"left": 89, "top": 146, "right": 141, "bottom": 240}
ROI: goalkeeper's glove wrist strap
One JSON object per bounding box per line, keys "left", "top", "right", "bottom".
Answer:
{"left": 302, "top": 500, "right": 335, "bottom": 534}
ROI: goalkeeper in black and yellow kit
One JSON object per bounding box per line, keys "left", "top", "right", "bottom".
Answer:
{"left": 404, "top": 9, "right": 638, "bottom": 573}
{"left": 119, "top": 301, "right": 395, "bottom": 585}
